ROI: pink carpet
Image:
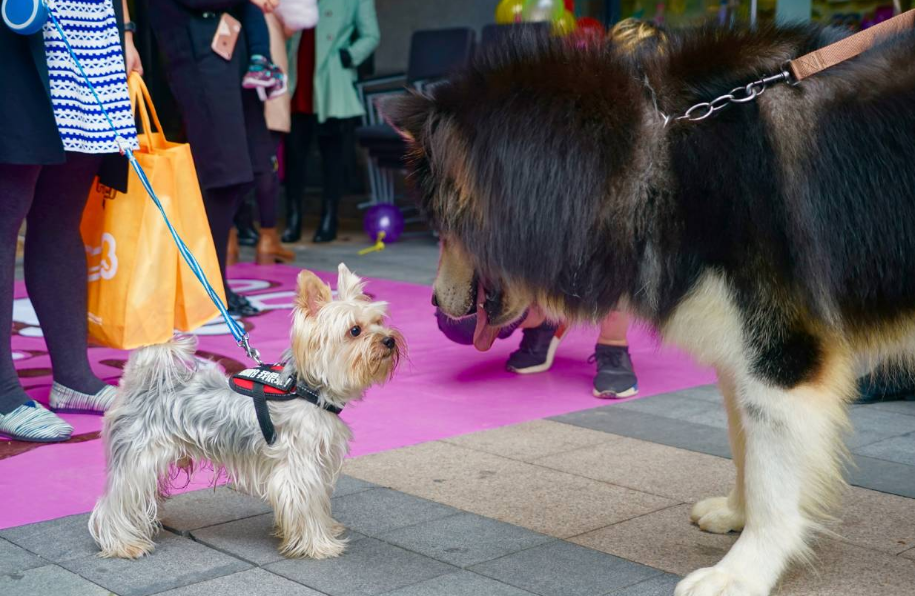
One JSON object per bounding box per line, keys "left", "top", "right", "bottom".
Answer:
{"left": 0, "top": 263, "right": 715, "bottom": 529}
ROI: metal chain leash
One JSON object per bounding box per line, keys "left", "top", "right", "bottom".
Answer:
{"left": 660, "top": 70, "right": 794, "bottom": 126}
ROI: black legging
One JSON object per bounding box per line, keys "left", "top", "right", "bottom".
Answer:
{"left": 0, "top": 154, "right": 107, "bottom": 414}
{"left": 203, "top": 183, "right": 251, "bottom": 282}
{"left": 248, "top": 131, "right": 282, "bottom": 229}
{"left": 285, "top": 114, "right": 345, "bottom": 213}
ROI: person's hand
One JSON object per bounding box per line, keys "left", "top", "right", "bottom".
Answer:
{"left": 124, "top": 32, "right": 144, "bottom": 76}
{"left": 250, "top": 0, "right": 279, "bottom": 14}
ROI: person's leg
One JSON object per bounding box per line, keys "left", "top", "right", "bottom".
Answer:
{"left": 282, "top": 114, "right": 316, "bottom": 242}
{"left": 242, "top": 2, "right": 272, "bottom": 62}
{"left": 591, "top": 310, "right": 638, "bottom": 398}
{"left": 0, "top": 164, "right": 41, "bottom": 415}
{"left": 25, "top": 153, "right": 108, "bottom": 394}
{"left": 314, "top": 122, "right": 346, "bottom": 243}
{"left": 202, "top": 183, "right": 259, "bottom": 315}
{"left": 241, "top": 3, "right": 276, "bottom": 93}
{"left": 255, "top": 133, "right": 294, "bottom": 264}
{"left": 597, "top": 310, "right": 630, "bottom": 346}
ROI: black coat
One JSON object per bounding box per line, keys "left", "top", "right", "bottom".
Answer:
{"left": 0, "top": 1, "right": 129, "bottom": 191}
{"left": 149, "top": 0, "right": 273, "bottom": 190}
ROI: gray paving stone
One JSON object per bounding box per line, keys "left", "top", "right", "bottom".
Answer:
{"left": 332, "top": 488, "right": 461, "bottom": 537}
{"left": 0, "top": 564, "right": 111, "bottom": 596}
{"left": 60, "top": 530, "right": 250, "bottom": 596}
{"left": 154, "top": 568, "right": 325, "bottom": 595}
{"left": 380, "top": 570, "right": 538, "bottom": 596}
{"left": 848, "top": 455, "right": 915, "bottom": 499}
{"left": 550, "top": 408, "right": 732, "bottom": 459}
{"left": 853, "top": 432, "right": 915, "bottom": 467}
{"left": 160, "top": 486, "right": 272, "bottom": 532}
{"left": 470, "top": 540, "right": 661, "bottom": 596}
{"left": 334, "top": 475, "right": 378, "bottom": 498}
{"left": 0, "top": 538, "right": 45, "bottom": 575}
{"left": 866, "top": 399, "right": 915, "bottom": 418}
{"left": 615, "top": 393, "right": 721, "bottom": 423}
{"left": 192, "top": 513, "right": 366, "bottom": 567}
{"left": 607, "top": 573, "right": 681, "bottom": 595}
{"left": 266, "top": 536, "right": 455, "bottom": 596}
{"left": 378, "top": 512, "right": 554, "bottom": 568}
{"left": 0, "top": 514, "right": 98, "bottom": 563}
{"left": 847, "top": 407, "right": 915, "bottom": 449}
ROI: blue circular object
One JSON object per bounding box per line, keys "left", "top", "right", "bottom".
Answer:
{"left": 2, "top": 0, "right": 48, "bottom": 35}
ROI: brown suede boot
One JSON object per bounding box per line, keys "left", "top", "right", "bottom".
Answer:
{"left": 227, "top": 227, "right": 240, "bottom": 267}
{"left": 256, "top": 227, "right": 295, "bottom": 265}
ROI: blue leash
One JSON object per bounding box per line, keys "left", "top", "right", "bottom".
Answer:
{"left": 44, "top": 5, "right": 263, "bottom": 364}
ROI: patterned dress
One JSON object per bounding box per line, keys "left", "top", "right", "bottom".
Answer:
{"left": 42, "top": 0, "right": 138, "bottom": 154}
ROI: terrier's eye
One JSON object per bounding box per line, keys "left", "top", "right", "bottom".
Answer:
{"left": 350, "top": 326, "right": 362, "bottom": 337}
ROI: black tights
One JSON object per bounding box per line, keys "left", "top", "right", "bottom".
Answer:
{"left": 285, "top": 114, "right": 345, "bottom": 213}
{"left": 204, "top": 183, "right": 251, "bottom": 282}
{"left": 0, "top": 154, "right": 106, "bottom": 414}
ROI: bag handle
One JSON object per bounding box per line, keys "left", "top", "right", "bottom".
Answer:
{"left": 128, "top": 72, "right": 167, "bottom": 153}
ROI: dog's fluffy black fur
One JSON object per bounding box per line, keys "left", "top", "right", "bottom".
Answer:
{"left": 388, "top": 24, "right": 915, "bottom": 388}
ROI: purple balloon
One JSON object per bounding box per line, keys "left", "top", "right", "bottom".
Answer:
{"left": 363, "top": 204, "right": 405, "bottom": 243}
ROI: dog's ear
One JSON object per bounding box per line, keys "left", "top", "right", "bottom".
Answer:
{"left": 379, "top": 91, "right": 435, "bottom": 142}
{"left": 296, "top": 269, "right": 333, "bottom": 316}
{"left": 336, "top": 263, "right": 367, "bottom": 302}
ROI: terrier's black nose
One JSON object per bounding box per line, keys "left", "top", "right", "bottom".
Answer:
{"left": 431, "top": 293, "right": 439, "bottom": 307}
{"left": 382, "top": 336, "right": 396, "bottom": 349}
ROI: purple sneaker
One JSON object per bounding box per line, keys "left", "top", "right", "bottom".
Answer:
{"left": 590, "top": 344, "right": 638, "bottom": 398}
{"left": 506, "top": 321, "right": 568, "bottom": 374}
{"left": 243, "top": 55, "right": 276, "bottom": 91}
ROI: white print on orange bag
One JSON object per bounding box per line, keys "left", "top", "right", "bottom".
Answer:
{"left": 85, "top": 232, "right": 119, "bottom": 282}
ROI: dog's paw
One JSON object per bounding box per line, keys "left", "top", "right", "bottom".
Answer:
{"left": 280, "top": 536, "right": 346, "bottom": 559}
{"left": 98, "top": 542, "right": 154, "bottom": 559}
{"left": 330, "top": 519, "right": 347, "bottom": 538}
{"left": 690, "top": 496, "right": 745, "bottom": 534}
{"left": 675, "top": 567, "right": 767, "bottom": 596}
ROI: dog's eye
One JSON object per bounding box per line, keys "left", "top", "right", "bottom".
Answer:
{"left": 350, "top": 326, "right": 362, "bottom": 337}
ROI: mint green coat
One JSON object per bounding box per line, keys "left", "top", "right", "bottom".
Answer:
{"left": 300, "top": 0, "right": 380, "bottom": 123}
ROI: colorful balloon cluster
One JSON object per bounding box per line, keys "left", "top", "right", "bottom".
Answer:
{"left": 494, "top": 0, "right": 606, "bottom": 39}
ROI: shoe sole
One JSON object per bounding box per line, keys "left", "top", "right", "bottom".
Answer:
{"left": 50, "top": 407, "right": 106, "bottom": 415}
{"left": 593, "top": 385, "right": 639, "bottom": 399}
{"left": 0, "top": 430, "right": 73, "bottom": 443}
{"left": 507, "top": 324, "right": 568, "bottom": 375}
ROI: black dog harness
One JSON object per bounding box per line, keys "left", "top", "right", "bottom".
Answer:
{"left": 230, "top": 364, "right": 342, "bottom": 445}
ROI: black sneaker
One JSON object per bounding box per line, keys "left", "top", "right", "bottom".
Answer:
{"left": 589, "top": 344, "right": 638, "bottom": 398}
{"left": 506, "top": 322, "right": 568, "bottom": 374}
{"left": 227, "top": 290, "right": 260, "bottom": 317}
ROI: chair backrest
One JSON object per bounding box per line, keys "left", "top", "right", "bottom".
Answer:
{"left": 406, "top": 27, "right": 476, "bottom": 84}
{"left": 480, "top": 22, "right": 551, "bottom": 49}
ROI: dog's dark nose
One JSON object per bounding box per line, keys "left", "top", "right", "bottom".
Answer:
{"left": 431, "top": 293, "right": 439, "bottom": 307}
{"left": 382, "top": 336, "right": 396, "bottom": 349}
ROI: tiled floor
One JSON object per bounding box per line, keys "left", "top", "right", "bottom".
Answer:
{"left": 4, "top": 388, "right": 912, "bottom": 595}
{"left": 4, "top": 233, "right": 914, "bottom": 594}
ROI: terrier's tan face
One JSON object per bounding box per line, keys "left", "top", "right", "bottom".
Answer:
{"left": 291, "top": 264, "right": 402, "bottom": 398}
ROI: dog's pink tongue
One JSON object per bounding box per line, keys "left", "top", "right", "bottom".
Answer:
{"left": 473, "top": 301, "right": 500, "bottom": 352}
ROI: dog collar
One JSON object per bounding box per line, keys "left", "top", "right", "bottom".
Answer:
{"left": 230, "top": 364, "right": 342, "bottom": 445}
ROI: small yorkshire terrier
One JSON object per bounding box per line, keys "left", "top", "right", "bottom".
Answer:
{"left": 90, "top": 264, "right": 402, "bottom": 559}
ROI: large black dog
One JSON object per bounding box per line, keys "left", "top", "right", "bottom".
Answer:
{"left": 385, "top": 22, "right": 915, "bottom": 596}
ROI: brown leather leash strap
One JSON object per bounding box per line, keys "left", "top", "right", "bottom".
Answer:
{"left": 789, "top": 9, "right": 915, "bottom": 81}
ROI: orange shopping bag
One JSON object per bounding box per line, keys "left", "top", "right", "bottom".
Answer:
{"left": 80, "top": 74, "right": 225, "bottom": 349}
{"left": 126, "top": 75, "right": 226, "bottom": 332}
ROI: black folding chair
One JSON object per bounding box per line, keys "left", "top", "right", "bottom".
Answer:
{"left": 355, "top": 28, "right": 476, "bottom": 208}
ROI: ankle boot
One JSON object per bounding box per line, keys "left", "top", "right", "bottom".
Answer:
{"left": 234, "top": 201, "right": 259, "bottom": 246}
{"left": 256, "top": 228, "right": 295, "bottom": 265}
{"left": 312, "top": 198, "right": 338, "bottom": 243}
{"left": 227, "top": 227, "right": 240, "bottom": 267}
{"left": 281, "top": 195, "right": 302, "bottom": 243}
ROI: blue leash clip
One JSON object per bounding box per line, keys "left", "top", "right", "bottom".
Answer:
{"left": 23, "top": 2, "right": 263, "bottom": 364}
